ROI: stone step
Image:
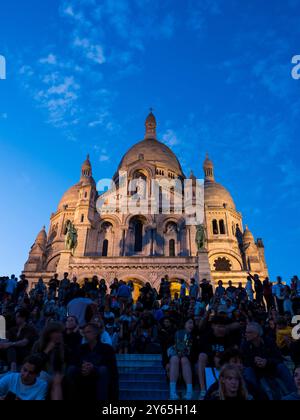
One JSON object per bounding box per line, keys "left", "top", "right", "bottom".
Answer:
{"left": 119, "top": 373, "right": 167, "bottom": 382}
{"left": 117, "top": 354, "right": 162, "bottom": 361}
{"left": 119, "top": 378, "right": 168, "bottom": 389}
{"left": 117, "top": 358, "right": 162, "bottom": 365}
{"left": 120, "top": 390, "right": 170, "bottom": 401}
{"left": 118, "top": 366, "right": 165, "bottom": 374}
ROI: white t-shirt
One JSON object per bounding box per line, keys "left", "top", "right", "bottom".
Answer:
{"left": 67, "top": 297, "right": 93, "bottom": 327}
{"left": 272, "top": 283, "right": 285, "bottom": 300}
{"left": 0, "top": 373, "right": 48, "bottom": 400}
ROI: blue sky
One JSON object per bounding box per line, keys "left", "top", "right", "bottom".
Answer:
{"left": 0, "top": 0, "right": 300, "bottom": 281}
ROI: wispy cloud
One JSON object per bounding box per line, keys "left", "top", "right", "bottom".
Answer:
{"left": 162, "top": 129, "right": 180, "bottom": 147}
{"left": 39, "top": 54, "right": 57, "bottom": 65}
{"left": 73, "top": 37, "right": 105, "bottom": 65}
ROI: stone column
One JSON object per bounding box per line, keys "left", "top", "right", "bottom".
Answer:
{"left": 197, "top": 249, "right": 213, "bottom": 287}
{"left": 56, "top": 250, "right": 72, "bottom": 278}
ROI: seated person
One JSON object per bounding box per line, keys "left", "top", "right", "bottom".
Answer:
{"left": 276, "top": 317, "right": 292, "bottom": 356}
{"left": 1, "top": 309, "right": 38, "bottom": 371}
{"left": 204, "top": 348, "right": 268, "bottom": 400}
{"left": 65, "top": 323, "right": 118, "bottom": 401}
{"left": 0, "top": 355, "right": 47, "bottom": 400}
{"left": 241, "top": 322, "right": 296, "bottom": 397}
{"left": 205, "top": 364, "right": 253, "bottom": 401}
{"left": 196, "top": 315, "right": 240, "bottom": 399}
{"left": 282, "top": 366, "right": 300, "bottom": 400}
{"left": 158, "top": 317, "right": 177, "bottom": 373}
{"left": 168, "top": 318, "right": 194, "bottom": 400}
{"left": 32, "top": 322, "right": 65, "bottom": 380}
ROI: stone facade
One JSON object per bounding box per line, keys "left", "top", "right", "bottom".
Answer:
{"left": 23, "top": 112, "right": 268, "bottom": 291}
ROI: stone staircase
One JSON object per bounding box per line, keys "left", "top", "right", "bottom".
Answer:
{"left": 117, "top": 354, "right": 169, "bottom": 401}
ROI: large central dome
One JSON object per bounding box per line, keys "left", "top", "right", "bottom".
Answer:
{"left": 115, "top": 112, "right": 184, "bottom": 178}
{"left": 116, "top": 137, "right": 184, "bottom": 176}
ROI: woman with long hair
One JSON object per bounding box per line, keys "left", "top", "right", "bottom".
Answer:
{"left": 210, "top": 364, "right": 251, "bottom": 400}
{"left": 32, "top": 322, "right": 65, "bottom": 380}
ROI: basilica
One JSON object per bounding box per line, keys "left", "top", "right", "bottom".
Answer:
{"left": 23, "top": 112, "right": 269, "bottom": 295}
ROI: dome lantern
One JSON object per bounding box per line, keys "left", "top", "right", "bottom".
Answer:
{"left": 203, "top": 153, "right": 214, "bottom": 181}
{"left": 145, "top": 109, "right": 157, "bottom": 140}
{"left": 81, "top": 154, "right": 92, "bottom": 180}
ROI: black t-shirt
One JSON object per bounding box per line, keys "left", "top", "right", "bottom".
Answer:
{"left": 49, "top": 279, "right": 60, "bottom": 291}
{"left": 200, "top": 283, "right": 213, "bottom": 301}
{"left": 198, "top": 330, "right": 238, "bottom": 365}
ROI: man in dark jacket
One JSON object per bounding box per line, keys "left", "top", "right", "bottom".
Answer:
{"left": 66, "top": 323, "right": 119, "bottom": 401}
{"left": 241, "top": 322, "right": 296, "bottom": 394}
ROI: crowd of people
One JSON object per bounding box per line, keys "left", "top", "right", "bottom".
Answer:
{"left": 0, "top": 272, "right": 300, "bottom": 401}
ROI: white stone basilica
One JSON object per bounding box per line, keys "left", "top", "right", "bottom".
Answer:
{"left": 24, "top": 112, "right": 269, "bottom": 295}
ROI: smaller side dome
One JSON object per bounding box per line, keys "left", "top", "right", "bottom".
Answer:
{"left": 243, "top": 225, "right": 255, "bottom": 244}
{"left": 35, "top": 226, "right": 47, "bottom": 247}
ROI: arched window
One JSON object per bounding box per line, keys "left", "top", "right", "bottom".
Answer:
{"left": 134, "top": 220, "right": 143, "bottom": 252}
{"left": 212, "top": 219, "right": 219, "bottom": 235}
{"left": 81, "top": 214, "right": 84, "bottom": 223}
{"left": 214, "top": 257, "right": 232, "bottom": 271}
{"left": 169, "top": 239, "right": 175, "bottom": 257}
{"left": 219, "top": 220, "right": 226, "bottom": 235}
{"left": 170, "top": 187, "right": 175, "bottom": 213}
{"left": 102, "top": 239, "right": 109, "bottom": 257}
{"left": 159, "top": 187, "right": 163, "bottom": 214}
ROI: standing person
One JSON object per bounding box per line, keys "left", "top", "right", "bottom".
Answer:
{"left": 34, "top": 278, "right": 47, "bottom": 298}
{"left": 69, "top": 277, "right": 80, "bottom": 300}
{"left": 16, "top": 275, "right": 29, "bottom": 299}
{"left": 48, "top": 274, "right": 60, "bottom": 299}
{"left": 200, "top": 279, "right": 214, "bottom": 306}
{"left": 189, "top": 278, "right": 199, "bottom": 299}
{"left": 215, "top": 281, "right": 226, "bottom": 300}
{"left": 226, "top": 281, "right": 237, "bottom": 301}
{"left": 263, "top": 278, "right": 274, "bottom": 311}
{"left": 116, "top": 281, "right": 132, "bottom": 311}
{"left": 58, "top": 273, "right": 71, "bottom": 304}
{"left": 248, "top": 274, "right": 264, "bottom": 306}
{"left": 99, "top": 279, "right": 107, "bottom": 308}
{"left": 179, "top": 280, "right": 187, "bottom": 303}
{"left": 272, "top": 277, "right": 285, "bottom": 315}
{"left": 5, "top": 275, "right": 17, "bottom": 298}
{"left": 110, "top": 278, "right": 119, "bottom": 298}
{"left": 245, "top": 277, "right": 254, "bottom": 302}
{"left": 283, "top": 286, "right": 294, "bottom": 316}
{"left": 164, "top": 276, "right": 171, "bottom": 300}
{"left": 236, "top": 283, "right": 247, "bottom": 304}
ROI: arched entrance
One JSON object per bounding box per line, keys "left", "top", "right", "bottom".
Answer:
{"left": 124, "top": 278, "right": 145, "bottom": 302}
{"left": 170, "top": 279, "right": 184, "bottom": 298}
